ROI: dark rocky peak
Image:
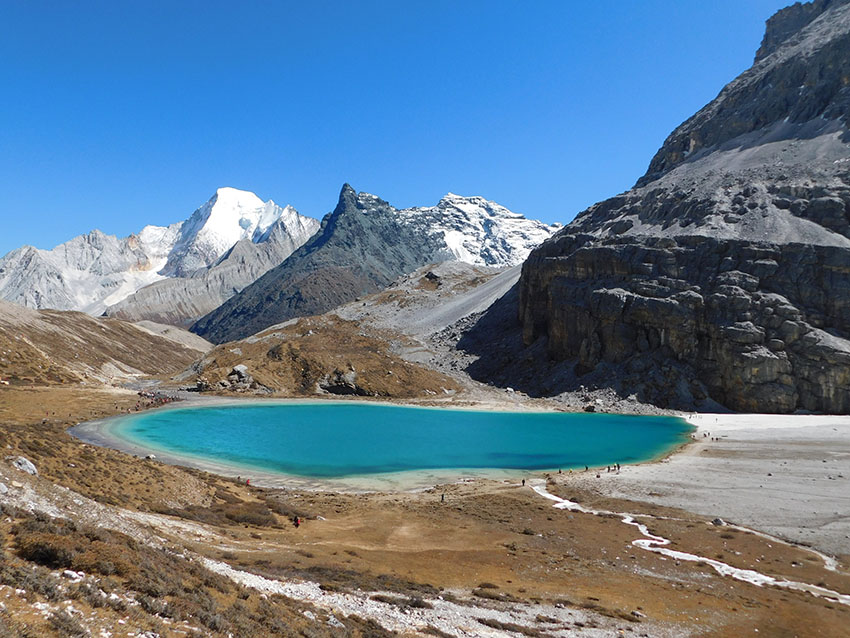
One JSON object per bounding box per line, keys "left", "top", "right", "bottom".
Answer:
{"left": 638, "top": 0, "right": 850, "bottom": 187}
{"left": 336, "top": 183, "right": 358, "bottom": 210}
{"left": 325, "top": 184, "right": 393, "bottom": 220}
{"left": 755, "top": 0, "right": 850, "bottom": 62}
{"left": 314, "top": 184, "right": 397, "bottom": 247}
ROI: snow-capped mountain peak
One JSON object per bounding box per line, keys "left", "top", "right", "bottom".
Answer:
{"left": 160, "top": 187, "right": 296, "bottom": 277}
{"left": 0, "top": 187, "right": 319, "bottom": 315}
{"left": 398, "top": 192, "right": 559, "bottom": 267}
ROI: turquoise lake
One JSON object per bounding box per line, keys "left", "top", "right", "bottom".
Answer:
{"left": 110, "top": 402, "right": 692, "bottom": 478}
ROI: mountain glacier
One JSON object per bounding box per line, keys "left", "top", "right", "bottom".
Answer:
{"left": 105, "top": 204, "right": 320, "bottom": 327}
{"left": 398, "top": 193, "right": 559, "bottom": 267}
{"left": 0, "top": 188, "right": 318, "bottom": 316}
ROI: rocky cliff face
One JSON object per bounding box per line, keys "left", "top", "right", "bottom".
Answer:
{"left": 192, "top": 185, "right": 557, "bottom": 344}
{"left": 519, "top": 0, "right": 850, "bottom": 413}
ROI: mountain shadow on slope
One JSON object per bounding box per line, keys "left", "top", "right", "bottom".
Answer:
{"left": 455, "top": 284, "right": 719, "bottom": 411}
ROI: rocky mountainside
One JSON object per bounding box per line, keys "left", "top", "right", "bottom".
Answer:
{"left": 518, "top": 0, "right": 850, "bottom": 413}
{"left": 0, "top": 227, "right": 178, "bottom": 315}
{"left": 0, "top": 300, "right": 210, "bottom": 386}
{"left": 0, "top": 188, "right": 318, "bottom": 319}
{"left": 186, "top": 314, "right": 460, "bottom": 398}
{"left": 192, "top": 184, "right": 557, "bottom": 344}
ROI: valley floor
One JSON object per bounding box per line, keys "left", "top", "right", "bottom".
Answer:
{"left": 0, "top": 386, "right": 849, "bottom": 637}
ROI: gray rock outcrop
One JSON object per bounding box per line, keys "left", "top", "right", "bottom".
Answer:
{"left": 7, "top": 456, "right": 38, "bottom": 475}
{"left": 518, "top": 0, "right": 850, "bottom": 413}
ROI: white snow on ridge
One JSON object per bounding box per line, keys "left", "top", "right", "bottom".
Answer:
{"left": 0, "top": 187, "right": 312, "bottom": 313}
{"left": 0, "top": 186, "right": 558, "bottom": 316}
{"left": 161, "top": 188, "right": 294, "bottom": 277}
{"left": 397, "top": 192, "right": 559, "bottom": 267}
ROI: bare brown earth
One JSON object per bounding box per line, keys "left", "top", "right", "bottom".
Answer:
{"left": 1, "top": 386, "right": 849, "bottom": 637}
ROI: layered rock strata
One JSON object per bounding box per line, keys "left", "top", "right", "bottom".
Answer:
{"left": 519, "top": 0, "right": 850, "bottom": 413}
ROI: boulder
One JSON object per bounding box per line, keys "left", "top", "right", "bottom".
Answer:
{"left": 317, "top": 369, "right": 370, "bottom": 396}
{"left": 7, "top": 456, "right": 37, "bottom": 476}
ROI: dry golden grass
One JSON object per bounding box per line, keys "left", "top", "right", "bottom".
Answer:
{"left": 0, "top": 386, "right": 848, "bottom": 637}
{"left": 0, "top": 505, "right": 394, "bottom": 637}
{"left": 0, "top": 302, "right": 205, "bottom": 386}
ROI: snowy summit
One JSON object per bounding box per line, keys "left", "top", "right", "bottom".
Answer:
{"left": 0, "top": 188, "right": 315, "bottom": 315}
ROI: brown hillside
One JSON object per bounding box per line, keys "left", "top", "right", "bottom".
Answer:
{"left": 192, "top": 315, "right": 459, "bottom": 398}
{"left": 0, "top": 300, "right": 210, "bottom": 386}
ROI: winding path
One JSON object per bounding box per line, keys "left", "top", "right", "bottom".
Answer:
{"left": 531, "top": 480, "right": 850, "bottom": 607}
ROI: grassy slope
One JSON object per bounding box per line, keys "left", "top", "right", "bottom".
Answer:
{"left": 0, "top": 300, "right": 208, "bottom": 386}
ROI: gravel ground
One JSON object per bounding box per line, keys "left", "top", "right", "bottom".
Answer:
{"left": 588, "top": 413, "right": 850, "bottom": 558}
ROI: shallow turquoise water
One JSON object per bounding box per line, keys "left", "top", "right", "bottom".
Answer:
{"left": 112, "top": 402, "right": 692, "bottom": 478}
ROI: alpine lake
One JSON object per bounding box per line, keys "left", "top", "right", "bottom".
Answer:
{"left": 97, "top": 402, "right": 693, "bottom": 483}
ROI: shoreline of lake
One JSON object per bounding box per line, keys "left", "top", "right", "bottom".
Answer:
{"left": 70, "top": 395, "right": 693, "bottom": 492}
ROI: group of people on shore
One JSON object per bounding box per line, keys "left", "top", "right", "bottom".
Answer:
{"left": 126, "top": 390, "right": 180, "bottom": 413}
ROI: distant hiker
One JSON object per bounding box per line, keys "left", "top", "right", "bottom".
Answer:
{"left": 245, "top": 478, "right": 250, "bottom": 486}
{"left": 441, "top": 493, "right": 445, "bottom": 503}
{"left": 585, "top": 465, "right": 588, "bottom": 472}
{"left": 521, "top": 479, "right": 526, "bottom": 486}
{"left": 293, "top": 516, "right": 300, "bottom": 528}
{"left": 558, "top": 469, "right": 562, "bottom": 474}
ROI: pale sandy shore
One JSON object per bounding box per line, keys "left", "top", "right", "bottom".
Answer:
{"left": 592, "top": 413, "right": 850, "bottom": 557}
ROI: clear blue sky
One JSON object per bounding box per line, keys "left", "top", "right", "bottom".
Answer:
{"left": 1, "top": 0, "right": 790, "bottom": 255}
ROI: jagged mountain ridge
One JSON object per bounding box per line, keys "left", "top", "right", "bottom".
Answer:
{"left": 0, "top": 187, "right": 318, "bottom": 318}
{"left": 518, "top": 0, "right": 850, "bottom": 413}
{"left": 640, "top": 0, "right": 850, "bottom": 186}
{"left": 0, "top": 227, "right": 178, "bottom": 314}
{"left": 192, "top": 185, "right": 557, "bottom": 344}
